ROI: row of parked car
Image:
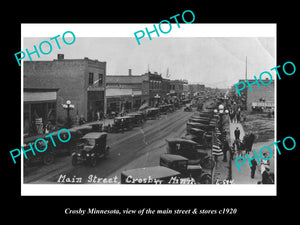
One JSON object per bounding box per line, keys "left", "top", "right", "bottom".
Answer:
{"left": 104, "top": 104, "right": 178, "bottom": 133}
{"left": 23, "top": 103, "right": 182, "bottom": 168}
{"left": 120, "top": 98, "right": 220, "bottom": 184}
{"left": 71, "top": 104, "right": 181, "bottom": 167}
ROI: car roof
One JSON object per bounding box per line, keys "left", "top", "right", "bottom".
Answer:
{"left": 166, "top": 138, "right": 198, "bottom": 145}
{"left": 190, "top": 128, "right": 205, "bottom": 132}
{"left": 160, "top": 154, "right": 188, "bottom": 161}
{"left": 127, "top": 113, "right": 142, "bottom": 116}
{"left": 122, "top": 115, "right": 134, "bottom": 118}
{"left": 24, "top": 134, "right": 47, "bottom": 143}
{"left": 82, "top": 132, "right": 107, "bottom": 139}
{"left": 147, "top": 107, "right": 159, "bottom": 111}
{"left": 121, "top": 166, "right": 180, "bottom": 179}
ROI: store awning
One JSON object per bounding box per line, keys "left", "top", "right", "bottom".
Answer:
{"left": 24, "top": 88, "right": 58, "bottom": 102}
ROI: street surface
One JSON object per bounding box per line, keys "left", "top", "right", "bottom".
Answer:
{"left": 24, "top": 108, "right": 194, "bottom": 183}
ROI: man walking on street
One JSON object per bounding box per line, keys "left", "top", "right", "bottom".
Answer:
{"left": 250, "top": 157, "right": 258, "bottom": 179}
{"left": 234, "top": 127, "right": 240, "bottom": 141}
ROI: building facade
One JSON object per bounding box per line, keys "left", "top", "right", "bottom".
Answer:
{"left": 237, "top": 78, "right": 275, "bottom": 111}
{"left": 106, "top": 71, "right": 143, "bottom": 113}
{"left": 141, "top": 72, "right": 163, "bottom": 106}
{"left": 24, "top": 88, "right": 59, "bottom": 136}
{"left": 24, "top": 54, "right": 106, "bottom": 123}
{"left": 188, "top": 84, "right": 205, "bottom": 96}
{"left": 170, "top": 79, "right": 185, "bottom": 99}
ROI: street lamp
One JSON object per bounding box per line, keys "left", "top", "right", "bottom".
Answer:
{"left": 62, "top": 100, "right": 74, "bottom": 128}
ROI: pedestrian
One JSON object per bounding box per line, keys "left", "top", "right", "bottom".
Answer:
{"left": 262, "top": 166, "right": 274, "bottom": 184}
{"left": 100, "top": 111, "right": 104, "bottom": 121}
{"left": 229, "top": 110, "right": 234, "bottom": 123}
{"left": 249, "top": 157, "right": 258, "bottom": 179}
{"left": 96, "top": 110, "right": 100, "bottom": 121}
{"left": 236, "top": 110, "right": 241, "bottom": 123}
{"left": 234, "top": 127, "right": 240, "bottom": 141}
{"left": 260, "top": 153, "right": 270, "bottom": 174}
{"left": 222, "top": 139, "right": 230, "bottom": 162}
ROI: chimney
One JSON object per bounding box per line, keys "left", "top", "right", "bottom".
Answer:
{"left": 57, "top": 54, "right": 64, "bottom": 60}
{"left": 128, "top": 69, "right": 132, "bottom": 76}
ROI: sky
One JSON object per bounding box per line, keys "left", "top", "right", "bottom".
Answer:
{"left": 23, "top": 36, "right": 275, "bottom": 88}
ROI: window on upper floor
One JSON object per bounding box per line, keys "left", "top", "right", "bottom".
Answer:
{"left": 88, "top": 73, "right": 94, "bottom": 85}
{"left": 98, "top": 74, "right": 103, "bottom": 86}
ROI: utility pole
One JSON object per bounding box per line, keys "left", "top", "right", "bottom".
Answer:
{"left": 245, "top": 56, "right": 248, "bottom": 80}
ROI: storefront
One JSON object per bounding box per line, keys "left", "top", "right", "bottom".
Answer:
{"left": 87, "top": 90, "right": 105, "bottom": 122}
{"left": 106, "top": 88, "right": 142, "bottom": 114}
{"left": 23, "top": 88, "right": 59, "bottom": 137}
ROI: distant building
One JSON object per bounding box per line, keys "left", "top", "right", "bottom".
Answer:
{"left": 170, "top": 80, "right": 185, "bottom": 99}
{"left": 188, "top": 84, "right": 205, "bottom": 96}
{"left": 106, "top": 70, "right": 143, "bottom": 113}
{"left": 237, "top": 78, "right": 275, "bottom": 111}
{"left": 141, "top": 72, "right": 163, "bottom": 106}
{"left": 161, "top": 78, "right": 171, "bottom": 102}
{"left": 24, "top": 54, "right": 106, "bottom": 123}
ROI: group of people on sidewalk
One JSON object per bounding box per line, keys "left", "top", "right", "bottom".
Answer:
{"left": 233, "top": 125, "right": 274, "bottom": 184}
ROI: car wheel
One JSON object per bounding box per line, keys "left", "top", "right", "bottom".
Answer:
{"left": 199, "top": 174, "right": 212, "bottom": 184}
{"left": 43, "top": 153, "right": 55, "bottom": 165}
{"left": 72, "top": 155, "right": 78, "bottom": 166}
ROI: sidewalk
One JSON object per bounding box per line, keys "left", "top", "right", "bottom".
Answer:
{"left": 212, "top": 114, "right": 231, "bottom": 184}
{"left": 229, "top": 122, "right": 261, "bottom": 184}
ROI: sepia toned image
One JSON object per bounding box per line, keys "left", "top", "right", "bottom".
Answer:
{"left": 21, "top": 24, "right": 276, "bottom": 195}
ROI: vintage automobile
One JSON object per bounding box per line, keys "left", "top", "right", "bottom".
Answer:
{"left": 71, "top": 132, "right": 110, "bottom": 167}
{"left": 183, "top": 128, "right": 210, "bottom": 148}
{"left": 146, "top": 108, "right": 160, "bottom": 119}
{"left": 159, "top": 154, "right": 212, "bottom": 184}
{"left": 23, "top": 134, "right": 56, "bottom": 166}
{"left": 49, "top": 127, "right": 85, "bottom": 156}
{"left": 186, "top": 121, "right": 215, "bottom": 134}
{"left": 108, "top": 116, "right": 134, "bottom": 133}
{"left": 165, "top": 138, "right": 215, "bottom": 169}
{"left": 126, "top": 112, "right": 144, "bottom": 126}
{"left": 158, "top": 104, "right": 169, "bottom": 115}
{"left": 189, "top": 117, "right": 211, "bottom": 124}
{"left": 121, "top": 166, "right": 181, "bottom": 184}
{"left": 166, "top": 104, "right": 175, "bottom": 112}
{"left": 184, "top": 104, "right": 192, "bottom": 112}
{"left": 194, "top": 112, "right": 212, "bottom": 118}
{"left": 87, "top": 121, "right": 103, "bottom": 132}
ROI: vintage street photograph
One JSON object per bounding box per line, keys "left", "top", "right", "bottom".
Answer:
{"left": 21, "top": 24, "right": 276, "bottom": 195}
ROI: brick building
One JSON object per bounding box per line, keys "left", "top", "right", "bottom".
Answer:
{"left": 170, "top": 79, "right": 185, "bottom": 99}
{"left": 141, "top": 72, "right": 163, "bottom": 106}
{"left": 24, "top": 54, "right": 106, "bottom": 124}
